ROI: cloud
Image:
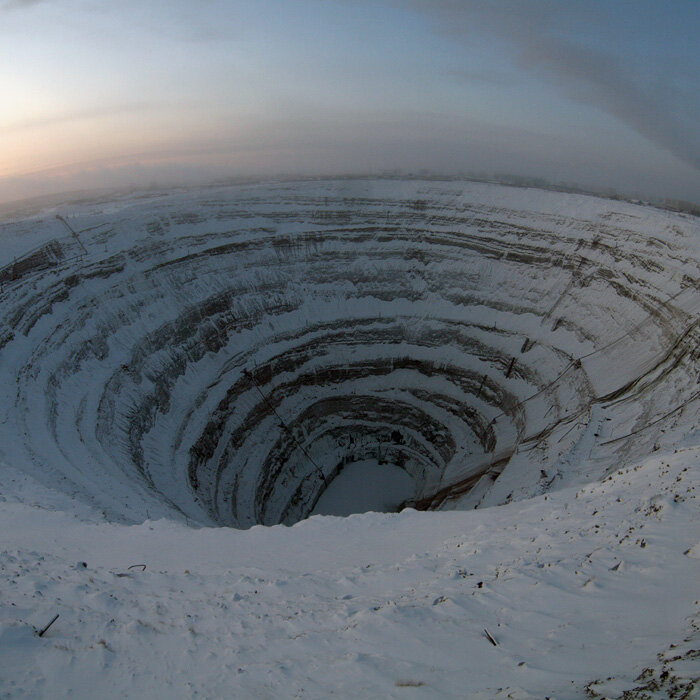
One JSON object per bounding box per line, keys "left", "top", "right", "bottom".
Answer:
{"left": 0, "top": 0, "right": 46, "bottom": 9}
{"left": 446, "top": 67, "right": 515, "bottom": 87}
{"left": 1, "top": 102, "right": 167, "bottom": 134}
{"left": 396, "top": 0, "right": 700, "bottom": 172}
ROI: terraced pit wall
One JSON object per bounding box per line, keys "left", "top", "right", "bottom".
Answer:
{"left": 0, "top": 179, "right": 697, "bottom": 527}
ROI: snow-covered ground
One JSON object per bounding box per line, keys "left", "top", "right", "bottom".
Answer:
{"left": 1, "top": 445, "right": 698, "bottom": 698}
{"left": 0, "top": 179, "right": 698, "bottom": 697}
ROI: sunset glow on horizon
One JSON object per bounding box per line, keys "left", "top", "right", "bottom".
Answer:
{"left": 1, "top": 0, "right": 698, "bottom": 203}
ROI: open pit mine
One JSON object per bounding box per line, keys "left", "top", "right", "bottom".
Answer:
{"left": 0, "top": 179, "right": 698, "bottom": 698}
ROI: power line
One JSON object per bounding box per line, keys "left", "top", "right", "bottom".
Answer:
{"left": 243, "top": 368, "right": 328, "bottom": 488}
{"left": 56, "top": 215, "right": 88, "bottom": 255}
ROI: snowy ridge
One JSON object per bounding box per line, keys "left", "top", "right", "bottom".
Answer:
{"left": 0, "top": 178, "right": 698, "bottom": 697}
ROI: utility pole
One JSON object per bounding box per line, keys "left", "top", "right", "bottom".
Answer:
{"left": 56, "top": 215, "right": 88, "bottom": 255}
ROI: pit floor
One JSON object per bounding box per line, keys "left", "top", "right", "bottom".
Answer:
{"left": 310, "top": 459, "right": 415, "bottom": 517}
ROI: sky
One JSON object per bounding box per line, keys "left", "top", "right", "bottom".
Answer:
{"left": 0, "top": 0, "right": 698, "bottom": 203}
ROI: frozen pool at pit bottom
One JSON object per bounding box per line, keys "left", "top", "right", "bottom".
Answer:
{"left": 310, "top": 460, "right": 416, "bottom": 517}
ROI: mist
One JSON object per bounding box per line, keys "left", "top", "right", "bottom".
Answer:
{"left": 1, "top": 0, "right": 698, "bottom": 204}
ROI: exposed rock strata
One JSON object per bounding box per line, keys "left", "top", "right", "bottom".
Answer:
{"left": 0, "top": 180, "right": 697, "bottom": 527}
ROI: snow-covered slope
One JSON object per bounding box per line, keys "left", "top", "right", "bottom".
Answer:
{"left": 0, "top": 179, "right": 698, "bottom": 697}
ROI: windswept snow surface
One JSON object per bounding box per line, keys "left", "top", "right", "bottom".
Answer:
{"left": 1, "top": 448, "right": 698, "bottom": 698}
{"left": 0, "top": 179, "right": 698, "bottom": 698}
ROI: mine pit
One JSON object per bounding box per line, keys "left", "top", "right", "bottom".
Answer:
{"left": 0, "top": 179, "right": 697, "bottom": 529}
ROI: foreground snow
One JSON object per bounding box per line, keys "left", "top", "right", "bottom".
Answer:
{"left": 1, "top": 443, "right": 698, "bottom": 698}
